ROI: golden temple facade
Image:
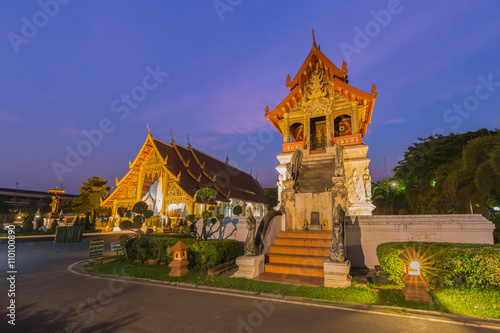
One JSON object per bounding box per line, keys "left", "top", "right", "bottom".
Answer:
{"left": 101, "top": 131, "right": 267, "bottom": 219}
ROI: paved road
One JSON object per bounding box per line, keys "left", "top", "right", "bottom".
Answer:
{"left": 1, "top": 236, "right": 499, "bottom": 333}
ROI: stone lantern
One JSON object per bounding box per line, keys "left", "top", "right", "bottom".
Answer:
{"left": 169, "top": 241, "right": 189, "bottom": 277}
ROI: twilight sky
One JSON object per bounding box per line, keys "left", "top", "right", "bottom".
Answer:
{"left": 0, "top": 1, "right": 499, "bottom": 194}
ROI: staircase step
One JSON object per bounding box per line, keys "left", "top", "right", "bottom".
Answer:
{"left": 267, "top": 253, "right": 329, "bottom": 266}
{"left": 274, "top": 237, "right": 331, "bottom": 247}
{"left": 278, "top": 231, "right": 332, "bottom": 239}
{"left": 265, "top": 263, "right": 324, "bottom": 277}
{"left": 269, "top": 245, "right": 330, "bottom": 257}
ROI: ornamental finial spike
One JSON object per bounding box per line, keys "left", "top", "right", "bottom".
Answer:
{"left": 146, "top": 121, "right": 150, "bottom": 135}
{"left": 265, "top": 105, "right": 270, "bottom": 116}
{"left": 170, "top": 128, "right": 175, "bottom": 143}
{"left": 225, "top": 154, "right": 229, "bottom": 164}
{"left": 187, "top": 133, "right": 191, "bottom": 147}
{"left": 342, "top": 60, "right": 348, "bottom": 74}
{"left": 312, "top": 28, "right": 316, "bottom": 46}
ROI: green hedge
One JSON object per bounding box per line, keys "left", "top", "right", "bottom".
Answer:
{"left": 376, "top": 242, "right": 500, "bottom": 288}
{"left": 125, "top": 236, "right": 240, "bottom": 271}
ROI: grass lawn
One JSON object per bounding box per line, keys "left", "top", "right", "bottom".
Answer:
{"left": 84, "top": 257, "right": 500, "bottom": 319}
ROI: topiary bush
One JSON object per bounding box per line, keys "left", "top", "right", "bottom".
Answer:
{"left": 124, "top": 236, "right": 239, "bottom": 270}
{"left": 49, "top": 219, "right": 58, "bottom": 234}
{"left": 144, "top": 210, "right": 154, "bottom": 219}
{"left": 376, "top": 242, "right": 500, "bottom": 288}
{"left": 22, "top": 216, "right": 34, "bottom": 233}
{"left": 132, "top": 215, "right": 143, "bottom": 229}
{"left": 185, "top": 214, "right": 196, "bottom": 223}
{"left": 119, "top": 219, "right": 132, "bottom": 230}
{"left": 132, "top": 201, "right": 148, "bottom": 215}
{"left": 233, "top": 205, "right": 242, "bottom": 216}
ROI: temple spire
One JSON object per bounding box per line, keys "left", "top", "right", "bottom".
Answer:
{"left": 312, "top": 28, "right": 317, "bottom": 47}
{"left": 170, "top": 128, "right": 175, "bottom": 144}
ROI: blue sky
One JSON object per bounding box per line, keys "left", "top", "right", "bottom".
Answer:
{"left": 0, "top": 0, "right": 499, "bottom": 194}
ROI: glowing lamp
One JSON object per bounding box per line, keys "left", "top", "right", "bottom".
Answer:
{"left": 409, "top": 261, "right": 420, "bottom": 275}
{"left": 169, "top": 241, "right": 189, "bottom": 277}
{"left": 398, "top": 246, "right": 432, "bottom": 302}
{"left": 494, "top": 207, "right": 500, "bottom": 211}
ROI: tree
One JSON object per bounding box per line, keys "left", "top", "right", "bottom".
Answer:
{"left": 372, "top": 178, "right": 408, "bottom": 215}
{"left": 393, "top": 128, "right": 498, "bottom": 214}
{"left": 194, "top": 188, "right": 223, "bottom": 240}
{"left": 445, "top": 133, "right": 500, "bottom": 217}
{"left": 72, "top": 176, "right": 112, "bottom": 222}
{"left": 264, "top": 188, "right": 278, "bottom": 211}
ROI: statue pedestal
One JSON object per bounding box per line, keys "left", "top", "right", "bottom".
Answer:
{"left": 232, "top": 255, "right": 265, "bottom": 279}
{"left": 324, "top": 259, "right": 352, "bottom": 288}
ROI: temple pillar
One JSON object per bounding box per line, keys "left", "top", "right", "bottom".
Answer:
{"left": 351, "top": 102, "right": 361, "bottom": 135}
{"left": 136, "top": 168, "right": 144, "bottom": 203}
{"left": 283, "top": 113, "right": 290, "bottom": 143}
{"left": 326, "top": 114, "right": 332, "bottom": 147}
{"left": 304, "top": 115, "right": 310, "bottom": 150}
{"left": 161, "top": 172, "right": 168, "bottom": 214}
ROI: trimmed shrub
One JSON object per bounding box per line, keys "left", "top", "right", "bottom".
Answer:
{"left": 49, "top": 219, "right": 58, "bottom": 234}
{"left": 185, "top": 214, "right": 196, "bottom": 223}
{"left": 119, "top": 220, "right": 132, "bottom": 230}
{"left": 124, "top": 236, "right": 239, "bottom": 270}
{"left": 132, "top": 201, "right": 148, "bottom": 215}
{"left": 201, "top": 210, "right": 211, "bottom": 220}
{"left": 376, "top": 242, "right": 500, "bottom": 288}
{"left": 73, "top": 216, "right": 81, "bottom": 226}
{"left": 132, "top": 216, "right": 143, "bottom": 229}
{"left": 22, "top": 216, "right": 34, "bottom": 233}
{"left": 233, "top": 205, "right": 242, "bottom": 216}
{"left": 144, "top": 210, "right": 154, "bottom": 219}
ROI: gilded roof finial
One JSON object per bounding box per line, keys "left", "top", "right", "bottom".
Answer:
{"left": 312, "top": 28, "right": 317, "bottom": 47}
{"left": 170, "top": 128, "right": 175, "bottom": 144}
{"left": 225, "top": 154, "right": 229, "bottom": 164}
{"left": 146, "top": 121, "right": 151, "bottom": 135}
{"left": 265, "top": 105, "right": 270, "bottom": 117}
{"left": 187, "top": 133, "right": 191, "bottom": 147}
{"left": 342, "top": 60, "right": 348, "bottom": 74}
{"left": 371, "top": 83, "right": 378, "bottom": 97}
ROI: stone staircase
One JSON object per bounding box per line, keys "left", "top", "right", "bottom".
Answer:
{"left": 263, "top": 230, "right": 332, "bottom": 279}
{"left": 296, "top": 153, "right": 335, "bottom": 193}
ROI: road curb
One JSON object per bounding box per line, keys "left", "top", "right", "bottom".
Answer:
{"left": 67, "top": 261, "right": 500, "bottom": 329}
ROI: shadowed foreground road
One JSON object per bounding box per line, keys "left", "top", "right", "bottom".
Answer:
{"left": 1, "top": 237, "right": 499, "bottom": 333}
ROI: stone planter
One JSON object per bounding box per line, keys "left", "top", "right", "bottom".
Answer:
{"left": 148, "top": 259, "right": 159, "bottom": 265}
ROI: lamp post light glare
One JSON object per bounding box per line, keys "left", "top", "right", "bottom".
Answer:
{"left": 398, "top": 247, "right": 432, "bottom": 302}
{"left": 493, "top": 206, "right": 500, "bottom": 211}
{"left": 409, "top": 261, "right": 420, "bottom": 275}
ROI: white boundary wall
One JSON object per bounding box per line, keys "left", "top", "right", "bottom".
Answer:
{"left": 346, "top": 214, "right": 495, "bottom": 268}
{"left": 198, "top": 214, "right": 495, "bottom": 269}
